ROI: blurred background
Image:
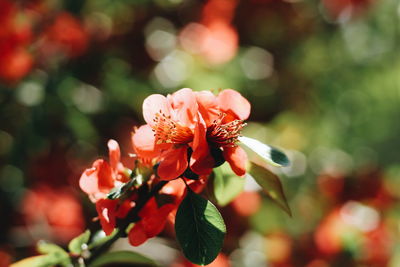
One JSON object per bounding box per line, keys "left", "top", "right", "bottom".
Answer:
{"left": 1, "top": 0, "right": 400, "bottom": 266}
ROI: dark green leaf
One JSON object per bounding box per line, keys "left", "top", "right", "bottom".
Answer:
{"left": 239, "top": 136, "right": 290, "bottom": 167}
{"left": 213, "top": 163, "right": 245, "bottom": 206}
{"left": 88, "top": 250, "right": 158, "bottom": 267}
{"left": 248, "top": 163, "right": 291, "bottom": 216}
{"left": 68, "top": 230, "right": 90, "bottom": 254}
{"left": 107, "top": 176, "right": 137, "bottom": 200}
{"left": 175, "top": 190, "right": 226, "bottom": 265}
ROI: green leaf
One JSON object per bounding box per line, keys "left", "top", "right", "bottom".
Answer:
{"left": 247, "top": 163, "right": 292, "bottom": 216}
{"left": 88, "top": 250, "right": 158, "bottom": 267}
{"left": 15, "top": 241, "right": 71, "bottom": 267}
{"left": 213, "top": 163, "right": 245, "bottom": 206}
{"left": 88, "top": 229, "right": 117, "bottom": 250}
{"left": 239, "top": 136, "right": 290, "bottom": 167}
{"left": 36, "top": 241, "right": 71, "bottom": 267}
{"left": 68, "top": 230, "right": 90, "bottom": 254}
{"left": 175, "top": 189, "right": 226, "bottom": 265}
{"left": 37, "top": 240, "right": 66, "bottom": 255}
{"left": 11, "top": 255, "right": 51, "bottom": 267}
{"left": 107, "top": 176, "right": 137, "bottom": 200}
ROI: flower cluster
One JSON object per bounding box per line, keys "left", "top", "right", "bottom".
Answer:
{"left": 79, "top": 88, "right": 250, "bottom": 246}
{"left": 132, "top": 88, "right": 250, "bottom": 180}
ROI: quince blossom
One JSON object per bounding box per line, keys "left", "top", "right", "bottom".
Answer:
{"left": 79, "top": 140, "right": 129, "bottom": 202}
{"left": 132, "top": 88, "right": 250, "bottom": 179}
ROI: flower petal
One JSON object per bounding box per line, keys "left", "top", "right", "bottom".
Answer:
{"left": 79, "top": 159, "right": 114, "bottom": 199}
{"left": 169, "top": 88, "right": 198, "bottom": 128}
{"left": 223, "top": 146, "right": 247, "bottom": 176}
{"left": 142, "top": 94, "right": 171, "bottom": 127}
{"left": 217, "top": 89, "right": 251, "bottom": 120}
{"left": 108, "top": 139, "right": 120, "bottom": 173}
{"left": 96, "top": 199, "right": 117, "bottom": 235}
{"left": 95, "top": 159, "right": 114, "bottom": 190}
{"left": 157, "top": 147, "right": 188, "bottom": 180}
{"left": 128, "top": 223, "right": 148, "bottom": 246}
{"left": 131, "top": 125, "right": 161, "bottom": 159}
{"left": 128, "top": 199, "right": 175, "bottom": 246}
{"left": 195, "top": 91, "right": 220, "bottom": 126}
{"left": 190, "top": 117, "right": 214, "bottom": 175}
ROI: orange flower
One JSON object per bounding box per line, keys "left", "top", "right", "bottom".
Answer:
{"left": 79, "top": 140, "right": 129, "bottom": 202}
{"left": 133, "top": 88, "right": 251, "bottom": 178}
{"left": 132, "top": 88, "right": 212, "bottom": 180}
{"left": 0, "top": 0, "right": 33, "bottom": 83}
{"left": 21, "top": 186, "right": 85, "bottom": 243}
{"left": 196, "top": 89, "right": 250, "bottom": 176}
{"left": 40, "top": 12, "right": 88, "bottom": 59}
{"left": 128, "top": 178, "right": 204, "bottom": 246}
{"left": 96, "top": 197, "right": 134, "bottom": 235}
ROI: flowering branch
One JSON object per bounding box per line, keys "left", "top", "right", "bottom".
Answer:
{"left": 86, "top": 180, "right": 169, "bottom": 265}
{"left": 11, "top": 88, "right": 291, "bottom": 267}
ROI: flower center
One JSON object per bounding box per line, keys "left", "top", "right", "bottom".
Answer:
{"left": 207, "top": 113, "right": 246, "bottom": 147}
{"left": 152, "top": 111, "right": 194, "bottom": 144}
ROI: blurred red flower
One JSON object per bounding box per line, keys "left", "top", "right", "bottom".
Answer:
{"left": 172, "top": 252, "right": 230, "bottom": 267}
{"left": 231, "top": 191, "right": 261, "bottom": 217}
{"left": 21, "top": 186, "right": 85, "bottom": 243}
{"left": 0, "top": 0, "right": 33, "bottom": 83}
{"left": 40, "top": 12, "right": 88, "bottom": 59}
{"left": 179, "top": 0, "right": 239, "bottom": 65}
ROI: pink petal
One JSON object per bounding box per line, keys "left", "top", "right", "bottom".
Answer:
{"left": 142, "top": 94, "right": 171, "bottom": 127}
{"left": 79, "top": 167, "right": 99, "bottom": 196}
{"left": 95, "top": 159, "right": 114, "bottom": 191}
{"left": 157, "top": 147, "right": 188, "bottom": 180}
{"left": 195, "top": 91, "right": 220, "bottom": 126}
{"left": 79, "top": 159, "right": 114, "bottom": 198}
{"left": 223, "top": 146, "right": 247, "bottom": 176}
{"left": 190, "top": 117, "right": 214, "bottom": 175}
{"left": 96, "top": 199, "right": 117, "bottom": 235}
{"left": 131, "top": 125, "right": 161, "bottom": 159}
{"left": 217, "top": 89, "right": 251, "bottom": 120}
{"left": 169, "top": 88, "right": 198, "bottom": 127}
{"left": 107, "top": 139, "right": 120, "bottom": 173}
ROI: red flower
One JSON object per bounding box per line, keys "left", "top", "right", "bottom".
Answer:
{"left": 128, "top": 178, "right": 203, "bottom": 246}
{"left": 132, "top": 88, "right": 212, "bottom": 180}
{"left": 133, "top": 88, "right": 251, "bottom": 178}
{"left": 96, "top": 197, "right": 134, "bottom": 235}
{"left": 0, "top": 0, "right": 33, "bottom": 83}
{"left": 40, "top": 12, "right": 88, "bottom": 59}
{"left": 21, "top": 186, "right": 85, "bottom": 243}
{"left": 196, "top": 89, "right": 250, "bottom": 176}
{"left": 79, "top": 140, "right": 129, "bottom": 202}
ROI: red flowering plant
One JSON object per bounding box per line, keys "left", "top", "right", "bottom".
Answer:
{"left": 12, "top": 88, "right": 290, "bottom": 267}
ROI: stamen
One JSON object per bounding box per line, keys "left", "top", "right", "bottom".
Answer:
{"left": 152, "top": 112, "right": 193, "bottom": 144}
{"left": 207, "top": 113, "right": 246, "bottom": 147}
